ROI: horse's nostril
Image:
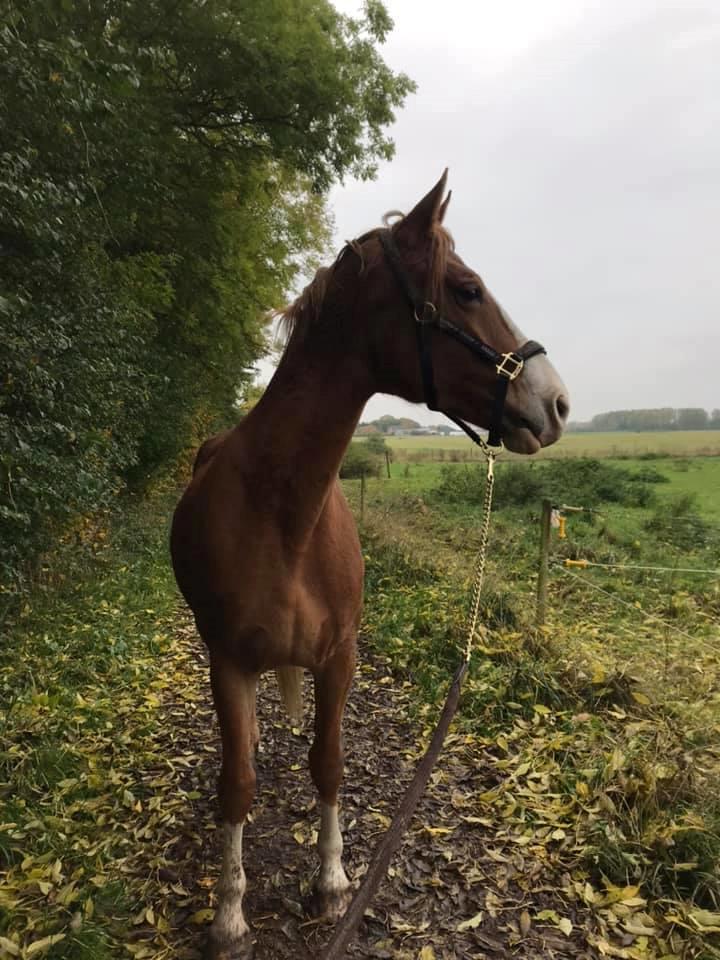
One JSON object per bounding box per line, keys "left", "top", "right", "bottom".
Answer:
{"left": 555, "top": 394, "right": 570, "bottom": 422}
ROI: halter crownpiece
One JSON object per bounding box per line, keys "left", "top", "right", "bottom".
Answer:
{"left": 378, "top": 229, "right": 546, "bottom": 449}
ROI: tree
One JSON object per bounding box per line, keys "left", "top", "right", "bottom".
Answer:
{"left": 0, "top": 0, "right": 414, "bottom": 588}
{"left": 676, "top": 408, "right": 709, "bottom": 431}
{"left": 365, "top": 435, "right": 390, "bottom": 456}
{"left": 237, "top": 382, "right": 268, "bottom": 419}
{"left": 340, "top": 442, "right": 382, "bottom": 479}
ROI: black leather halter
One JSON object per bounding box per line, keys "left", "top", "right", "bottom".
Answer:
{"left": 379, "top": 229, "right": 546, "bottom": 448}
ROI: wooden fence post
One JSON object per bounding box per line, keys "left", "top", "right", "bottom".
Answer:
{"left": 385, "top": 450, "right": 391, "bottom": 479}
{"left": 536, "top": 498, "right": 552, "bottom": 626}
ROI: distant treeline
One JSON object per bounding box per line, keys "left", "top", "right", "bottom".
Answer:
{"left": 568, "top": 408, "right": 720, "bottom": 432}
{"left": 356, "top": 415, "right": 456, "bottom": 435}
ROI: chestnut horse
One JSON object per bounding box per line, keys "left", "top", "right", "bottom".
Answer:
{"left": 170, "top": 172, "right": 569, "bottom": 958}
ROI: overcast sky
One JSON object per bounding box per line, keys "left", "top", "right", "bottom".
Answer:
{"left": 263, "top": 0, "right": 720, "bottom": 425}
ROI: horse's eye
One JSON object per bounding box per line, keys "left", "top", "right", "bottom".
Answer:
{"left": 456, "top": 285, "right": 483, "bottom": 303}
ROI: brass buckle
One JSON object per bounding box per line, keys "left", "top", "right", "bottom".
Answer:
{"left": 496, "top": 352, "right": 524, "bottom": 380}
{"left": 413, "top": 301, "right": 437, "bottom": 324}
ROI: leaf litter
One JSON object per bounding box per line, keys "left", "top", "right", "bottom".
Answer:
{"left": 0, "top": 603, "right": 716, "bottom": 959}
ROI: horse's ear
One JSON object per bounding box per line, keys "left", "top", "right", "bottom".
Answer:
{"left": 397, "top": 170, "right": 449, "bottom": 243}
{"left": 438, "top": 190, "right": 452, "bottom": 223}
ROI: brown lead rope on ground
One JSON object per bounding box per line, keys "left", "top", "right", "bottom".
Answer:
{"left": 320, "top": 446, "right": 497, "bottom": 960}
{"left": 320, "top": 659, "right": 468, "bottom": 960}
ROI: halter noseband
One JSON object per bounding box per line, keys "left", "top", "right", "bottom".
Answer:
{"left": 379, "top": 229, "right": 546, "bottom": 448}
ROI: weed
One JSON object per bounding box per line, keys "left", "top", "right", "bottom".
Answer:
{"left": 432, "top": 458, "right": 658, "bottom": 510}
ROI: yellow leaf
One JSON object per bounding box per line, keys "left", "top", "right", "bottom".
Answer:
{"left": 462, "top": 816, "right": 493, "bottom": 827}
{"left": 537, "top": 909, "right": 560, "bottom": 924}
{"left": 591, "top": 663, "right": 607, "bottom": 684}
{"left": 631, "top": 691, "right": 651, "bottom": 705}
{"left": 689, "top": 908, "right": 720, "bottom": 932}
{"left": 423, "top": 826, "right": 452, "bottom": 836}
{"left": 26, "top": 935, "right": 66, "bottom": 957}
{"left": 419, "top": 948, "right": 436, "bottom": 960}
{"left": 558, "top": 917, "right": 572, "bottom": 936}
{"left": 519, "top": 910, "right": 531, "bottom": 936}
{"left": 623, "top": 918, "right": 656, "bottom": 936}
{"left": 0, "top": 937, "right": 20, "bottom": 957}
{"left": 582, "top": 882, "right": 596, "bottom": 904}
{"left": 190, "top": 908, "right": 215, "bottom": 924}
{"left": 457, "top": 911, "right": 484, "bottom": 932}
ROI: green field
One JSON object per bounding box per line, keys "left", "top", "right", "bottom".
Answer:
{"left": 383, "top": 430, "right": 720, "bottom": 460}
{"left": 356, "top": 450, "right": 720, "bottom": 520}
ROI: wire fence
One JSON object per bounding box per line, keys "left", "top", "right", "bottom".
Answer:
{"left": 344, "top": 470, "right": 720, "bottom": 711}
{"left": 538, "top": 498, "right": 720, "bottom": 711}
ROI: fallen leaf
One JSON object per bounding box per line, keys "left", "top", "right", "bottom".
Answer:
{"left": 457, "top": 911, "right": 484, "bottom": 932}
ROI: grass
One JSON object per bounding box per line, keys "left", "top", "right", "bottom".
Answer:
{"left": 0, "top": 481, "right": 182, "bottom": 958}
{"left": 2, "top": 446, "right": 719, "bottom": 958}
{"left": 343, "top": 450, "right": 720, "bottom": 954}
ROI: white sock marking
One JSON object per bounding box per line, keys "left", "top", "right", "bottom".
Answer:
{"left": 317, "top": 802, "right": 349, "bottom": 895}
{"left": 212, "top": 821, "right": 249, "bottom": 942}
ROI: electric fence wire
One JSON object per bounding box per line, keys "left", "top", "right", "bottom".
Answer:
{"left": 553, "top": 562, "right": 720, "bottom": 654}
{"left": 562, "top": 559, "right": 720, "bottom": 576}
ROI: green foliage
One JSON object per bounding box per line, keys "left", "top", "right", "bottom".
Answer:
{"left": 432, "top": 459, "right": 658, "bottom": 510}
{"left": 0, "top": 0, "right": 413, "bottom": 590}
{"left": 632, "top": 465, "right": 670, "bottom": 484}
{"left": 644, "top": 494, "right": 711, "bottom": 550}
{"left": 340, "top": 441, "right": 382, "bottom": 479}
{"left": 363, "top": 435, "right": 393, "bottom": 473}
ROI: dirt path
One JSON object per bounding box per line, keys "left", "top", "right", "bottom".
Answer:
{"left": 147, "top": 614, "right": 606, "bottom": 960}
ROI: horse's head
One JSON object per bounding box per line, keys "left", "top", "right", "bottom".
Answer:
{"left": 360, "top": 172, "right": 569, "bottom": 453}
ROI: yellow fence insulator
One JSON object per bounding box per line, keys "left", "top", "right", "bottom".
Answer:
{"left": 564, "top": 558, "right": 589, "bottom": 568}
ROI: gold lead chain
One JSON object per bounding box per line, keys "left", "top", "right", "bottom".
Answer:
{"left": 463, "top": 446, "right": 497, "bottom": 663}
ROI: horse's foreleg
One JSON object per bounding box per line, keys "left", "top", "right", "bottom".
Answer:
{"left": 308, "top": 643, "right": 355, "bottom": 920}
{"left": 207, "top": 654, "right": 257, "bottom": 960}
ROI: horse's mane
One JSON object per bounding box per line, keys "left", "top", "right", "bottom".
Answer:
{"left": 280, "top": 216, "right": 455, "bottom": 343}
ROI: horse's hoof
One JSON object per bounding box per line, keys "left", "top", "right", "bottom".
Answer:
{"left": 204, "top": 931, "right": 254, "bottom": 960}
{"left": 308, "top": 885, "right": 353, "bottom": 922}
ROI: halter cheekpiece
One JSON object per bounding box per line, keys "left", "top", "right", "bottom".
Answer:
{"left": 378, "top": 229, "right": 546, "bottom": 448}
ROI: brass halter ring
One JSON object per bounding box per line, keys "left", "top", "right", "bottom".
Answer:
{"left": 413, "top": 301, "right": 437, "bottom": 325}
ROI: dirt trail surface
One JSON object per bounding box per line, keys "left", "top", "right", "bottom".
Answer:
{"left": 151, "top": 614, "right": 604, "bottom": 960}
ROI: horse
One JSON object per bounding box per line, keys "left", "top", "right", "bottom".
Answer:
{"left": 170, "top": 171, "right": 569, "bottom": 958}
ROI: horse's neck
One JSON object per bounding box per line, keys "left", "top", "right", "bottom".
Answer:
{"left": 239, "top": 333, "right": 372, "bottom": 539}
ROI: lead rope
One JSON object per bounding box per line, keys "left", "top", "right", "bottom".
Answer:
{"left": 464, "top": 443, "right": 496, "bottom": 662}
{"left": 320, "top": 441, "right": 498, "bottom": 960}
